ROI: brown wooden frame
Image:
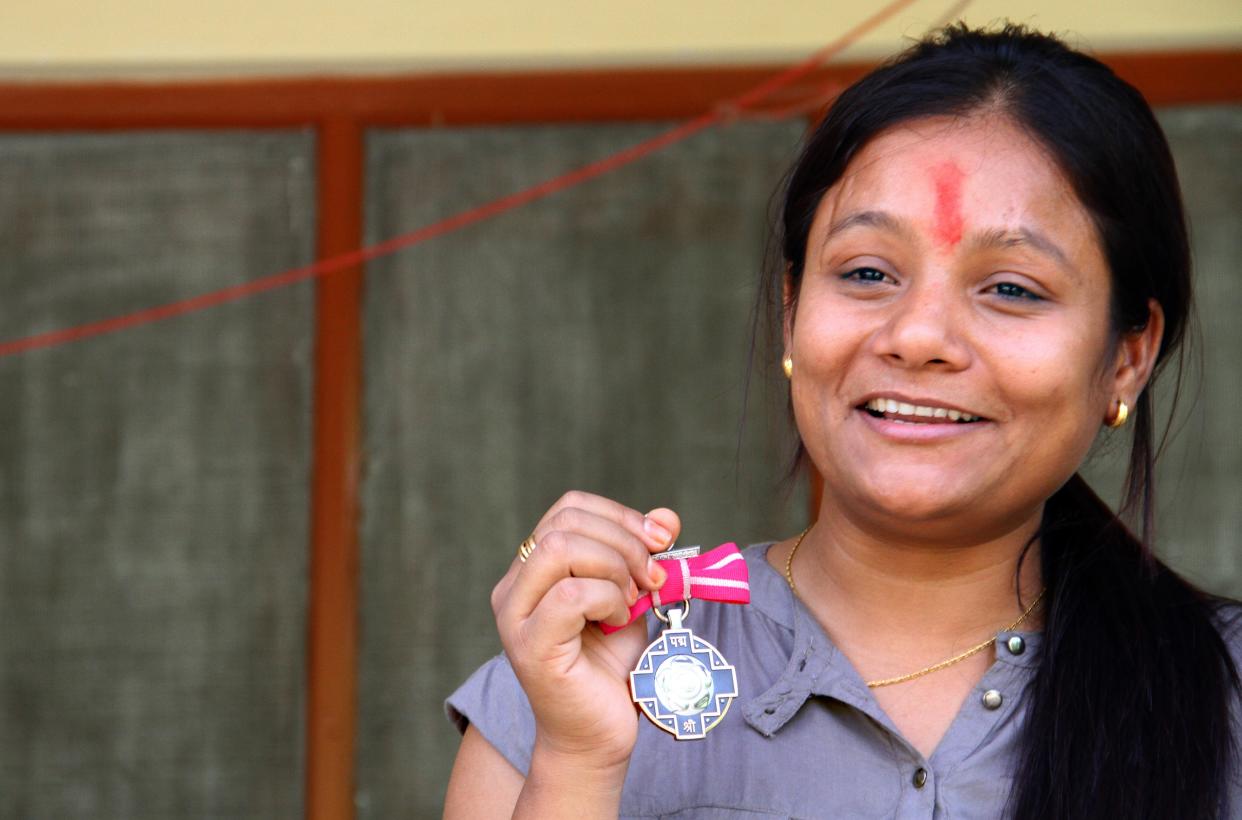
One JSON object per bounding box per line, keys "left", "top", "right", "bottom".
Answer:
{"left": 0, "top": 49, "right": 1238, "bottom": 819}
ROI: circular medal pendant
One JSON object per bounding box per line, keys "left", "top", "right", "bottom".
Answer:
{"left": 629, "top": 606, "right": 738, "bottom": 740}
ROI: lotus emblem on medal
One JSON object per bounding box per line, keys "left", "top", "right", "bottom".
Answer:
{"left": 655, "top": 655, "right": 714, "bottom": 714}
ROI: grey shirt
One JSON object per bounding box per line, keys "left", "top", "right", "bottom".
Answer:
{"left": 446, "top": 543, "right": 1242, "bottom": 818}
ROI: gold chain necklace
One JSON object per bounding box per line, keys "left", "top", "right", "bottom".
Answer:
{"left": 784, "top": 526, "right": 1046, "bottom": 688}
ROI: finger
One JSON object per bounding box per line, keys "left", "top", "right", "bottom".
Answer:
{"left": 501, "top": 531, "right": 638, "bottom": 623}
{"left": 518, "top": 578, "right": 634, "bottom": 659}
{"left": 637, "top": 508, "right": 683, "bottom": 589}
{"left": 534, "top": 506, "right": 661, "bottom": 589}
{"left": 490, "top": 562, "right": 520, "bottom": 618}
{"left": 540, "top": 491, "right": 674, "bottom": 552}
{"left": 642, "top": 508, "right": 682, "bottom": 554}
{"left": 495, "top": 497, "right": 647, "bottom": 616}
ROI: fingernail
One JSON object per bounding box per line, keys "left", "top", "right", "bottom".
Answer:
{"left": 647, "top": 558, "right": 667, "bottom": 587}
{"left": 628, "top": 578, "right": 639, "bottom": 605}
{"left": 643, "top": 516, "right": 672, "bottom": 547}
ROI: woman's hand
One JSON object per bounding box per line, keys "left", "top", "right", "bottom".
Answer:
{"left": 491, "top": 491, "right": 680, "bottom": 768}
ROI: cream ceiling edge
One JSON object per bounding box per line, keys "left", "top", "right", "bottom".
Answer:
{"left": 2, "top": 0, "right": 1240, "bottom": 80}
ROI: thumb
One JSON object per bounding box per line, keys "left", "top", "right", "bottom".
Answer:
{"left": 641, "top": 508, "right": 682, "bottom": 553}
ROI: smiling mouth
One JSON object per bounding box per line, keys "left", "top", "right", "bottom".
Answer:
{"left": 860, "top": 398, "right": 986, "bottom": 424}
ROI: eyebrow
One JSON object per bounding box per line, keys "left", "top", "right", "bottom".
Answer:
{"left": 820, "top": 210, "right": 1077, "bottom": 276}
{"left": 820, "top": 210, "right": 916, "bottom": 250}
{"left": 970, "top": 227, "right": 1074, "bottom": 273}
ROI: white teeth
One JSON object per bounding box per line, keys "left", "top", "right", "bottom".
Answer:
{"left": 863, "top": 398, "right": 980, "bottom": 422}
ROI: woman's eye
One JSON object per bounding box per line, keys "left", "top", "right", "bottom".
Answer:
{"left": 841, "top": 267, "right": 890, "bottom": 284}
{"left": 991, "top": 281, "right": 1043, "bottom": 301}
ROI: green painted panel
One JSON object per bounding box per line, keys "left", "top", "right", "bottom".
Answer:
{"left": 0, "top": 132, "right": 315, "bottom": 818}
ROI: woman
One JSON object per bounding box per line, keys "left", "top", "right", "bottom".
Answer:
{"left": 444, "top": 24, "right": 1242, "bottom": 819}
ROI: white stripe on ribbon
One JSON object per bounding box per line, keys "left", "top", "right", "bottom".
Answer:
{"left": 705, "top": 552, "right": 744, "bottom": 571}
{"left": 688, "top": 576, "right": 750, "bottom": 590}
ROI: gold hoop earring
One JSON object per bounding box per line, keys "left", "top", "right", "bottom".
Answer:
{"left": 782, "top": 356, "right": 793, "bottom": 379}
{"left": 1107, "top": 400, "right": 1129, "bottom": 429}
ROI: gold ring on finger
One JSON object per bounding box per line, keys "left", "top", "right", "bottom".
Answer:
{"left": 517, "top": 535, "right": 538, "bottom": 563}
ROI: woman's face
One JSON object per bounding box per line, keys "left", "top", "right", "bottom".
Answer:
{"left": 787, "top": 115, "right": 1158, "bottom": 541}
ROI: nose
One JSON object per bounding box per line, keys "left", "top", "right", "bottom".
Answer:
{"left": 869, "top": 279, "right": 972, "bottom": 371}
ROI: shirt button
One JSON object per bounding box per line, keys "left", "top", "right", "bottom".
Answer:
{"left": 912, "top": 767, "right": 928, "bottom": 789}
{"left": 1006, "top": 635, "right": 1026, "bottom": 655}
{"left": 982, "top": 689, "right": 1004, "bottom": 710}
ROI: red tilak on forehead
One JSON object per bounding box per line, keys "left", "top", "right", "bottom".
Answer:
{"left": 931, "top": 162, "right": 965, "bottom": 248}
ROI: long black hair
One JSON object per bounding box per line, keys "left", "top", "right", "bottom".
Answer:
{"left": 770, "top": 23, "right": 1238, "bottom": 819}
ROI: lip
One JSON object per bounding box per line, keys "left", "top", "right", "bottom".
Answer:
{"left": 851, "top": 391, "right": 993, "bottom": 444}
{"left": 855, "top": 391, "right": 989, "bottom": 421}
{"left": 854, "top": 407, "right": 993, "bottom": 443}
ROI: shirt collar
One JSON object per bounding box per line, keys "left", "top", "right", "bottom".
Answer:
{"left": 741, "top": 543, "right": 1043, "bottom": 736}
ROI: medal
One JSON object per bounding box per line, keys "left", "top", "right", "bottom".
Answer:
{"left": 622, "top": 545, "right": 745, "bottom": 740}
{"left": 630, "top": 598, "right": 738, "bottom": 739}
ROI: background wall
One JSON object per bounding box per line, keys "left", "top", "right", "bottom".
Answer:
{"left": 1, "top": 0, "right": 1241, "bottom": 77}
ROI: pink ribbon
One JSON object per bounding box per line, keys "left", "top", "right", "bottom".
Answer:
{"left": 599, "top": 542, "right": 750, "bottom": 634}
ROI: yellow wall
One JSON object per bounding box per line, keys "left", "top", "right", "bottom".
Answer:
{"left": 4, "top": 0, "right": 1241, "bottom": 78}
